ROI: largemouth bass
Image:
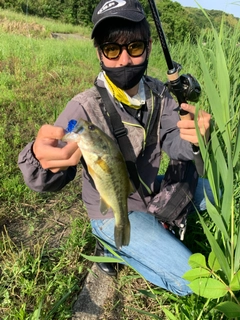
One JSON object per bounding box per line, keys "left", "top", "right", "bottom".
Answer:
{"left": 63, "top": 119, "right": 133, "bottom": 249}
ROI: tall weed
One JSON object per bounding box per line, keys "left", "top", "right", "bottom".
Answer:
{"left": 182, "top": 18, "right": 240, "bottom": 319}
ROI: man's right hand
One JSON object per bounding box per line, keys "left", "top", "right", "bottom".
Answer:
{"left": 33, "top": 124, "right": 82, "bottom": 173}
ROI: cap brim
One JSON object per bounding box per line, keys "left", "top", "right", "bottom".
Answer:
{"left": 91, "top": 12, "right": 144, "bottom": 38}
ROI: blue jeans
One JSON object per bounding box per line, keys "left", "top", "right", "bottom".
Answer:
{"left": 90, "top": 177, "right": 214, "bottom": 296}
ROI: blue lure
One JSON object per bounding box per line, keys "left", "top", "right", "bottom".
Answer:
{"left": 66, "top": 119, "right": 78, "bottom": 133}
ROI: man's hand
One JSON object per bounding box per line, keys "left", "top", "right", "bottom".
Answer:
{"left": 177, "top": 103, "right": 211, "bottom": 146}
{"left": 33, "top": 124, "right": 81, "bottom": 173}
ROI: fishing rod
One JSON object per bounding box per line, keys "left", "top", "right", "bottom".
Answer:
{"left": 147, "top": 0, "right": 203, "bottom": 173}
{"left": 147, "top": 0, "right": 201, "bottom": 118}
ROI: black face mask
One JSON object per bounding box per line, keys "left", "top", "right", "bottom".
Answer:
{"left": 101, "top": 59, "right": 148, "bottom": 90}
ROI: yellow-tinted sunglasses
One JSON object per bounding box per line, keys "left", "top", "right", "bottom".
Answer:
{"left": 100, "top": 40, "right": 147, "bottom": 60}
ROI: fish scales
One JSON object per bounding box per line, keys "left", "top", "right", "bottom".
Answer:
{"left": 63, "top": 118, "right": 133, "bottom": 249}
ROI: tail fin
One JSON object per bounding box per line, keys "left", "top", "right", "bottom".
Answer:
{"left": 114, "top": 219, "right": 130, "bottom": 250}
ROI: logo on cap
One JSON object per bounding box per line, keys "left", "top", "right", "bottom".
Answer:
{"left": 97, "top": 0, "right": 127, "bottom": 15}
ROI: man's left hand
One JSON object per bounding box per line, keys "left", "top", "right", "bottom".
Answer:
{"left": 177, "top": 103, "right": 211, "bottom": 146}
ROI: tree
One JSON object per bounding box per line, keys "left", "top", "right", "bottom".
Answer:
{"left": 139, "top": 0, "right": 200, "bottom": 44}
{"left": 0, "top": 0, "right": 238, "bottom": 39}
{"left": 155, "top": 0, "right": 200, "bottom": 44}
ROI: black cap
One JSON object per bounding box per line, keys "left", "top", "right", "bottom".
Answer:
{"left": 91, "top": 0, "right": 146, "bottom": 38}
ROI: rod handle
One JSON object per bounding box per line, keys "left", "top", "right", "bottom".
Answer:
{"left": 180, "top": 113, "right": 192, "bottom": 120}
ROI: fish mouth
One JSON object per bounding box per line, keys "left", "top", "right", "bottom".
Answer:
{"left": 65, "top": 119, "right": 85, "bottom": 134}
{"left": 62, "top": 132, "right": 80, "bottom": 142}
{"left": 62, "top": 119, "right": 85, "bottom": 142}
{"left": 70, "top": 120, "right": 84, "bottom": 134}
{"left": 62, "top": 118, "right": 98, "bottom": 143}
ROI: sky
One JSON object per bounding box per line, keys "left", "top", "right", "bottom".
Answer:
{"left": 173, "top": 0, "right": 240, "bottom": 18}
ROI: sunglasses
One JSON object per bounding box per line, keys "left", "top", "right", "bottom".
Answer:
{"left": 100, "top": 40, "right": 148, "bottom": 60}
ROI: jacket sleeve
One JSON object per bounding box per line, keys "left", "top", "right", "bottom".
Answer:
{"left": 18, "top": 142, "right": 77, "bottom": 192}
{"left": 18, "top": 100, "right": 87, "bottom": 192}
{"left": 160, "top": 91, "right": 193, "bottom": 161}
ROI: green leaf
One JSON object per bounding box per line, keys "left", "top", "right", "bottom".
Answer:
{"left": 214, "top": 28, "right": 230, "bottom": 122}
{"left": 198, "top": 214, "right": 231, "bottom": 281}
{"left": 81, "top": 253, "right": 121, "bottom": 263}
{"left": 188, "top": 253, "right": 207, "bottom": 268}
{"left": 127, "top": 307, "right": 161, "bottom": 319}
{"left": 215, "top": 301, "right": 240, "bottom": 318}
{"left": 198, "top": 133, "right": 220, "bottom": 207}
{"left": 96, "top": 238, "right": 122, "bottom": 258}
{"left": 32, "top": 300, "right": 42, "bottom": 320}
{"left": 205, "top": 196, "right": 229, "bottom": 242}
{"left": 45, "top": 285, "right": 78, "bottom": 319}
{"left": 189, "top": 278, "right": 228, "bottom": 298}
{"left": 221, "top": 167, "right": 234, "bottom": 226}
{"left": 230, "top": 270, "right": 240, "bottom": 291}
{"left": 233, "top": 123, "right": 240, "bottom": 167}
{"left": 208, "top": 251, "right": 221, "bottom": 272}
{"left": 210, "top": 132, "right": 228, "bottom": 187}
{"left": 162, "top": 307, "right": 177, "bottom": 320}
{"left": 197, "top": 44, "right": 223, "bottom": 135}
{"left": 138, "top": 289, "right": 156, "bottom": 299}
{"left": 183, "top": 267, "right": 211, "bottom": 281}
{"left": 234, "top": 227, "right": 240, "bottom": 273}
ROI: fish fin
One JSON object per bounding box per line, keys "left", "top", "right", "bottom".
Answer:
{"left": 129, "top": 180, "right": 135, "bottom": 195}
{"left": 96, "top": 158, "right": 111, "bottom": 173}
{"left": 87, "top": 163, "right": 110, "bottom": 215}
{"left": 100, "top": 198, "right": 110, "bottom": 215}
{"left": 122, "top": 218, "right": 131, "bottom": 246}
{"left": 87, "top": 160, "right": 110, "bottom": 181}
{"left": 114, "top": 219, "right": 131, "bottom": 250}
{"left": 87, "top": 165, "right": 98, "bottom": 180}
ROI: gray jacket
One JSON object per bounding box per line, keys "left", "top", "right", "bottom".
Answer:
{"left": 18, "top": 75, "right": 193, "bottom": 219}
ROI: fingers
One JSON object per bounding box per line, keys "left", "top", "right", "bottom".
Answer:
{"left": 180, "top": 103, "right": 211, "bottom": 123}
{"left": 178, "top": 103, "right": 211, "bottom": 144}
{"left": 178, "top": 128, "right": 206, "bottom": 145}
{"left": 37, "top": 124, "right": 66, "bottom": 140}
{"left": 179, "top": 104, "right": 195, "bottom": 121}
{"left": 33, "top": 124, "right": 82, "bottom": 171}
{"left": 42, "top": 148, "right": 82, "bottom": 171}
{"left": 34, "top": 140, "right": 79, "bottom": 162}
{"left": 180, "top": 103, "right": 196, "bottom": 115}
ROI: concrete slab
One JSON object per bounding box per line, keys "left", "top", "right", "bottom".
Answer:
{"left": 72, "top": 263, "right": 116, "bottom": 320}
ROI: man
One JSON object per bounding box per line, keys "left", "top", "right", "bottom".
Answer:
{"left": 18, "top": 0, "right": 212, "bottom": 296}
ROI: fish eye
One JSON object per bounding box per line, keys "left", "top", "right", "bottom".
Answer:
{"left": 88, "top": 124, "right": 95, "bottom": 131}
{"left": 102, "top": 144, "right": 107, "bottom": 150}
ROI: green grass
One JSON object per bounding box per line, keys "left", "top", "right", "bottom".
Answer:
{"left": 0, "top": 9, "right": 239, "bottom": 320}
{"left": 0, "top": 9, "right": 91, "bottom": 37}
{"left": 0, "top": 219, "right": 93, "bottom": 319}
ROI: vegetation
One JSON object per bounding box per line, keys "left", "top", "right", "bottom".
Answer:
{"left": 0, "top": 6, "right": 239, "bottom": 320}
{"left": 183, "top": 17, "right": 240, "bottom": 319}
{"left": 0, "top": 0, "right": 239, "bottom": 44}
